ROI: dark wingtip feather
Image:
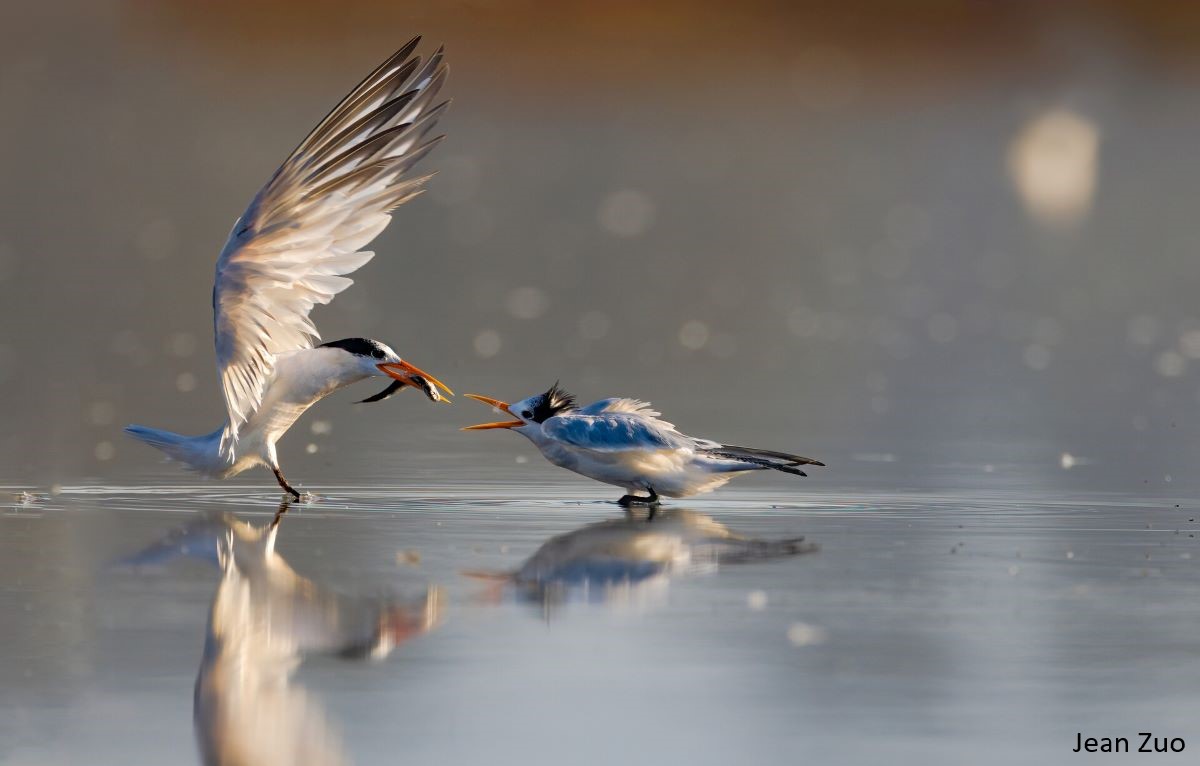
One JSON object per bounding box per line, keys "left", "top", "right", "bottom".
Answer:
{"left": 720, "top": 444, "right": 824, "bottom": 467}
{"left": 702, "top": 444, "right": 824, "bottom": 477}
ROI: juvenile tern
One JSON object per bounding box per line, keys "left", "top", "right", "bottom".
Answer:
{"left": 464, "top": 384, "right": 825, "bottom": 505}
{"left": 125, "top": 38, "right": 453, "bottom": 499}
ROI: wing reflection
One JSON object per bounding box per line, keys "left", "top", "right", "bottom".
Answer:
{"left": 124, "top": 511, "right": 440, "bottom": 766}
{"left": 479, "top": 509, "right": 817, "bottom": 610}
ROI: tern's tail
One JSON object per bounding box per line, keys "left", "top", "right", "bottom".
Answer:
{"left": 701, "top": 444, "right": 826, "bottom": 477}
{"left": 124, "top": 424, "right": 225, "bottom": 475}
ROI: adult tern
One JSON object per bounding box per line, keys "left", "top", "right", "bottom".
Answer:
{"left": 125, "top": 38, "right": 453, "bottom": 499}
{"left": 464, "top": 384, "right": 825, "bottom": 505}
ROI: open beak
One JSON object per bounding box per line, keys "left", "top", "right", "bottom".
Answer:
{"left": 462, "top": 394, "right": 524, "bottom": 430}
{"left": 377, "top": 360, "right": 454, "bottom": 404}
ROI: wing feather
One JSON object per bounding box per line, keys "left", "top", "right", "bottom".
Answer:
{"left": 212, "top": 38, "right": 448, "bottom": 454}
{"left": 577, "top": 397, "right": 665, "bottom": 418}
{"left": 542, "top": 411, "right": 697, "bottom": 453}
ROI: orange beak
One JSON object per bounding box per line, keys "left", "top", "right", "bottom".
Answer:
{"left": 377, "top": 360, "right": 454, "bottom": 404}
{"left": 462, "top": 394, "right": 524, "bottom": 430}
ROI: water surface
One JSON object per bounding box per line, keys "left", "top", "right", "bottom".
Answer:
{"left": 4, "top": 476, "right": 1196, "bottom": 765}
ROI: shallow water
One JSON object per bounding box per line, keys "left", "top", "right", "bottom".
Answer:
{"left": 5, "top": 3, "right": 1200, "bottom": 763}
{"left": 4, "top": 474, "right": 1197, "bottom": 765}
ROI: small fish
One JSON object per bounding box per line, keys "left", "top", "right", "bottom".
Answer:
{"left": 415, "top": 375, "right": 443, "bottom": 403}
{"left": 358, "top": 375, "right": 445, "bottom": 404}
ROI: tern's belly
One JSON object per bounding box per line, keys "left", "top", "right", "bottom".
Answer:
{"left": 542, "top": 444, "right": 729, "bottom": 495}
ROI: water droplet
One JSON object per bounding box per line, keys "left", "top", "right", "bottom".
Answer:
{"left": 1023, "top": 344, "right": 1052, "bottom": 370}
{"left": 1007, "top": 108, "right": 1100, "bottom": 229}
{"left": 1155, "top": 351, "right": 1186, "bottom": 378}
{"left": 473, "top": 329, "right": 502, "bottom": 358}
{"left": 578, "top": 310, "right": 611, "bottom": 340}
{"left": 88, "top": 401, "right": 115, "bottom": 426}
{"left": 786, "top": 621, "right": 827, "bottom": 647}
{"left": 597, "top": 189, "right": 655, "bottom": 238}
{"left": 505, "top": 286, "right": 549, "bottom": 320}
{"left": 679, "top": 320, "right": 709, "bottom": 350}
{"left": 167, "top": 332, "right": 196, "bottom": 358}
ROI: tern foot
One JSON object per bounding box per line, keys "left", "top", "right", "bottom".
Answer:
{"left": 617, "top": 489, "right": 660, "bottom": 508}
{"left": 272, "top": 467, "right": 302, "bottom": 502}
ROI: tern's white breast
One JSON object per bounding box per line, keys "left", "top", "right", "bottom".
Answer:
{"left": 238, "top": 348, "right": 368, "bottom": 451}
{"left": 532, "top": 436, "right": 740, "bottom": 497}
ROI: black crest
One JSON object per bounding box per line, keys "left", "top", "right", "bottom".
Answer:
{"left": 320, "top": 337, "right": 388, "bottom": 360}
{"left": 530, "top": 381, "right": 577, "bottom": 423}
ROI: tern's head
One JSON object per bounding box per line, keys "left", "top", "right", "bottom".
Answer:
{"left": 319, "top": 337, "right": 453, "bottom": 404}
{"left": 462, "top": 382, "right": 577, "bottom": 434}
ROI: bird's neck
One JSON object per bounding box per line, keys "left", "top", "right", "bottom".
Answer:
{"left": 273, "top": 348, "right": 369, "bottom": 401}
{"left": 517, "top": 424, "right": 551, "bottom": 447}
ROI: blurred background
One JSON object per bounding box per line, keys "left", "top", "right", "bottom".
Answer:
{"left": 3, "top": 0, "right": 1200, "bottom": 492}
{"left": 8, "top": 5, "right": 1200, "bottom": 765}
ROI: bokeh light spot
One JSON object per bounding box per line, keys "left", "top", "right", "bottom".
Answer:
{"left": 598, "top": 189, "right": 655, "bottom": 238}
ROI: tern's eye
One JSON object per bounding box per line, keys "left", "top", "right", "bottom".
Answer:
{"left": 521, "top": 410, "right": 532, "bottom": 419}
{"left": 371, "top": 348, "right": 385, "bottom": 359}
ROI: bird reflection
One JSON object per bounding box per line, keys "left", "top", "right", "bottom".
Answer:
{"left": 123, "top": 510, "right": 440, "bottom": 766}
{"left": 474, "top": 509, "right": 817, "bottom": 610}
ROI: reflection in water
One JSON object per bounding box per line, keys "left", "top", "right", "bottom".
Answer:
{"left": 477, "top": 509, "right": 817, "bottom": 609}
{"left": 123, "top": 511, "right": 440, "bottom": 766}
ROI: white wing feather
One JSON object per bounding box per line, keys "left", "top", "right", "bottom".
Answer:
{"left": 212, "top": 38, "right": 448, "bottom": 455}
{"left": 577, "top": 397, "right": 665, "bottom": 419}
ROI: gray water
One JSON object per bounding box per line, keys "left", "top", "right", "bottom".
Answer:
{"left": 4, "top": 459, "right": 1199, "bottom": 765}
{"left": 5, "top": 2, "right": 1200, "bottom": 764}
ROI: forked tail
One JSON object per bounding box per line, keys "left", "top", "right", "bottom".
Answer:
{"left": 701, "top": 444, "right": 826, "bottom": 477}
{"left": 123, "top": 424, "right": 225, "bottom": 474}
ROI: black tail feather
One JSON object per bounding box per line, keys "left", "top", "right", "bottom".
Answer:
{"left": 716, "top": 444, "right": 825, "bottom": 467}
{"left": 702, "top": 444, "right": 826, "bottom": 476}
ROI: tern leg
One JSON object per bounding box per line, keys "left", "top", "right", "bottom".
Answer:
{"left": 272, "top": 466, "right": 302, "bottom": 502}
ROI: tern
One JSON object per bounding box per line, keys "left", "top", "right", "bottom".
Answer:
{"left": 125, "top": 38, "right": 454, "bottom": 499}
{"left": 464, "top": 384, "right": 825, "bottom": 505}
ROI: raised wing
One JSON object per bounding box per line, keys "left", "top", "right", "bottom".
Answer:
{"left": 542, "top": 409, "right": 710, "bottom": 453}
{"left": 213, "top": 37, "right": 447, "bottom": 454}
